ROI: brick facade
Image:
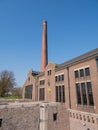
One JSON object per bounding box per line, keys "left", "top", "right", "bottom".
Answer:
{"left": 23, "top": 48, "right": 98, "bottom": 129}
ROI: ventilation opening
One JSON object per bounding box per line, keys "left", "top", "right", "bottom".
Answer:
{"left": 0, "top": 119, "right": 2, "bottom": 127}
{"left": 53, "top": 113, "right": 57, "bottom": 121}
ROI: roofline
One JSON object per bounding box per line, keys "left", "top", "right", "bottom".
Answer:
{"left": 56, "top": 48, "right": 98, "bottom": 71}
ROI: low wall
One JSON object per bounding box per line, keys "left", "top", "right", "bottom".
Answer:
{"left": 69, "top": 109, "right": 98, "bottom": 130}
{"left": 0, "top": 101, "right": 70, "bottom": 130}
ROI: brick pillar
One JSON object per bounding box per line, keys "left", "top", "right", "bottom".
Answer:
{"left": 41, "top": 21, "right": 48, "bottom": 72}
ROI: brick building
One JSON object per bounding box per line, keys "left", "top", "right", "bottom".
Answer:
{"left": 22, "top": 21, "right": 98, "bottom": 130}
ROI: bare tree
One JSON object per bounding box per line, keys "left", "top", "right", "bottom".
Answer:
{"left": 12, "top": 87, "right": 22, "bottom": 98}
{"left": 0, "top": 70, "right": 16, "bottom": 97}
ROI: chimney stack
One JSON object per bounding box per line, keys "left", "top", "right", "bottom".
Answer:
{"left": 41, "top": 21, "right": 48, "bottom": 72}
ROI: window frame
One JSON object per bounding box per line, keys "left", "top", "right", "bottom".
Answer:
{"left": 74, "top": 70, "right": 79, "bottom": 78}
{"left": 80, "top": 69, "right": 84, "bottom": 77}
{"left": 87, "top": 82, "right": 94, "bottom": 106}
{"left": 39, "top": 88, "right": 45, "bottom": 101}
{"left": 85, "top": 67, "right": 90, "bottom": 76}
{"left": 76, "top": 83, "right": 81, "bottom": 104}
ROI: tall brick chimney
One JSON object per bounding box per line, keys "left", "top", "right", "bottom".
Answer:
{"left": 41, "top": 21, "right": 48, "bottom": 72}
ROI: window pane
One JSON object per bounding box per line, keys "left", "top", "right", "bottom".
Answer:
{"left": 55, "top": 76, "right": 57, "bottom": 82}
{"left": 56, "top": 86, "right": 59, "bottom": 102}
{"left": 40, "top": 80, "right": 45, "bottom": 85}
{"left": 85, "top": 68, "right": 90, "bottom": 76}
{"left": 74, "top": 70, "right": 79, "bottom": 78}
{"left": 50, "top": 70, "right": 51, "bottom": 75}
{"left": 76, "top": 83, "right": 81, "bottom": 104}
{"left": 62, "top": 85, "right": 65, "bottom": 103}
{"left": 81, "top": 83, "right": 87, "bottom": 105}
{"left": 87, "top": 82, "right": 94, "bottom": 106}
{"left": 80, "top": 69, "right": 84, "bottom": 77}
{"left": 39, "top": 88, "right": 45, "bottom": 101}
{"left": 58, "top": 75, "right": 60, "bottom": 81}
{"left": 59, "top": 86, "right": 61, "bottom": 102}
{"left": 61, "top": 74, "right": 64, "bottom": 81}
{"left": 25, "top": 85, "right": 33, "bottom": 99}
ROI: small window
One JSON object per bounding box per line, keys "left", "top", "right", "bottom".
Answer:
{"left": 47, "top": 70, "right": 52, "bottom": 75}
{"left": 40, "top": 80, "right": 45, "bottom": 85}
{"left": 85, "top": 67, "right": 90, "bottom": 76}
{"left": 53, "top": 113, "right": 57, "bottom": 121}
{"left": 0, "top": 119, "right": 2, "bottom": 127}
{"left": 61, "top": 74, "right": 64, "bottom": 81}
{"left": 50, "top": 70, "right": 51, "bottom": 75}
{"left": 74, "top": 70, "right": 79, "bottom": 78}
{"left": 80, "top": 69, "right": 84, "bottom": 77}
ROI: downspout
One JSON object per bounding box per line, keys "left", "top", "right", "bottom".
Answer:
{"left": 67, "top": 67, "right": 71, "bottom": 109}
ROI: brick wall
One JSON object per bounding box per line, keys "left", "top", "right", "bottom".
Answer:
{"left": 0, "top": 101, "right": 70, "bottom": 130}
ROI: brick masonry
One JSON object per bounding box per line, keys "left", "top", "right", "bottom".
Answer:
{"left": 0, "top": 101, "right": 70, "bottom": 130}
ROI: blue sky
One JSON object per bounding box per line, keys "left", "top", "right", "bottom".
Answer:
{"left": 0, "top": 0, "right": 98, "bottom": 86}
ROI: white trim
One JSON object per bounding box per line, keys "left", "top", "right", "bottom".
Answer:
{"left": 55, "top": 73, "right": 64, "bottom": 76}
{"left": 39, "top": 79, "right": 45, "bottom": 81}
{"left": 47, "top": 69, "right": 52, "bottom": 71}
{"left": 74, "top": 65, "right": 90, "bottom": 71}
{"left": 75, "top": 80, "right": 91, "bottom": 84}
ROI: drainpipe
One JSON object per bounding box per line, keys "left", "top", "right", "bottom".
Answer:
{"left": 67, "top": 67, "right": 71, "bottom": 109}
{"left": 39, "top": 104, "right": 48, "bottom": 130}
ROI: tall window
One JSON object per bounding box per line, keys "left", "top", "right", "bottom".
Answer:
{"left": 56, "top": 86, "right": 59, "bottom": 102}
{"left": 80, "top": 69, "right": 84, "bottom": 77}
{"left": 76, "top": 82, "right": 94, "bottom": 106}
{"left": 59, "top": 86, "right": 61, "bottom": 102}
{"left": 85, "top": 67, "right": 90, "bottom": 76}
{"left": 55, "top": 85, "right": 65, "bottom": 103}
{"left": 55, "top": 76, "right": 58, "bottom": 82}
{"left": 61, "top": 74, "right": 64, "bottom": 81}
{"left": 74, "top": 70, "right": 79, "bottom": 78}
{"left": 81, "top": 83, "right": 87, "bottom": 105}
{"left": 87, "top": 82, "right": 94, "bottom": 106}
{"left": 47, "top": 70, "right": 51, "bottom": 75}
{"left": 62, "top": 85, "right": 65, "bottom": 102}
{"left": 25, "top": 85, "right": 33, "bottom": 99}
{"left": 39, "top": 88, "right": 45, "bottom": 101}
{"left": 58, "top": 75, "right": 60, "bottom": 81}
{"left": 76, "top": 83, "right": 81, "bottom": 104}
{"left": 96, "top": 58, "right": 98, "bottom": 66}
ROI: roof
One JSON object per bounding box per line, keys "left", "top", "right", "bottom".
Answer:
{"left": 56, "top": 48, "right": 98, "bottom": 70}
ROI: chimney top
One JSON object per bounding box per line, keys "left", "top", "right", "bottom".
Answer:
{"left": 43, "top": 20, "right": 47, "bottom": 24}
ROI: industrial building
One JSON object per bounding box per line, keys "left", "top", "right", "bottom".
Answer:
{"left": 22, "top": 21, "right": 98, "bottom": 130}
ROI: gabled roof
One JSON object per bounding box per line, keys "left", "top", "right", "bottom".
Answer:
{"left": 56, "top": 48, "right": 98, "bottom": 70}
